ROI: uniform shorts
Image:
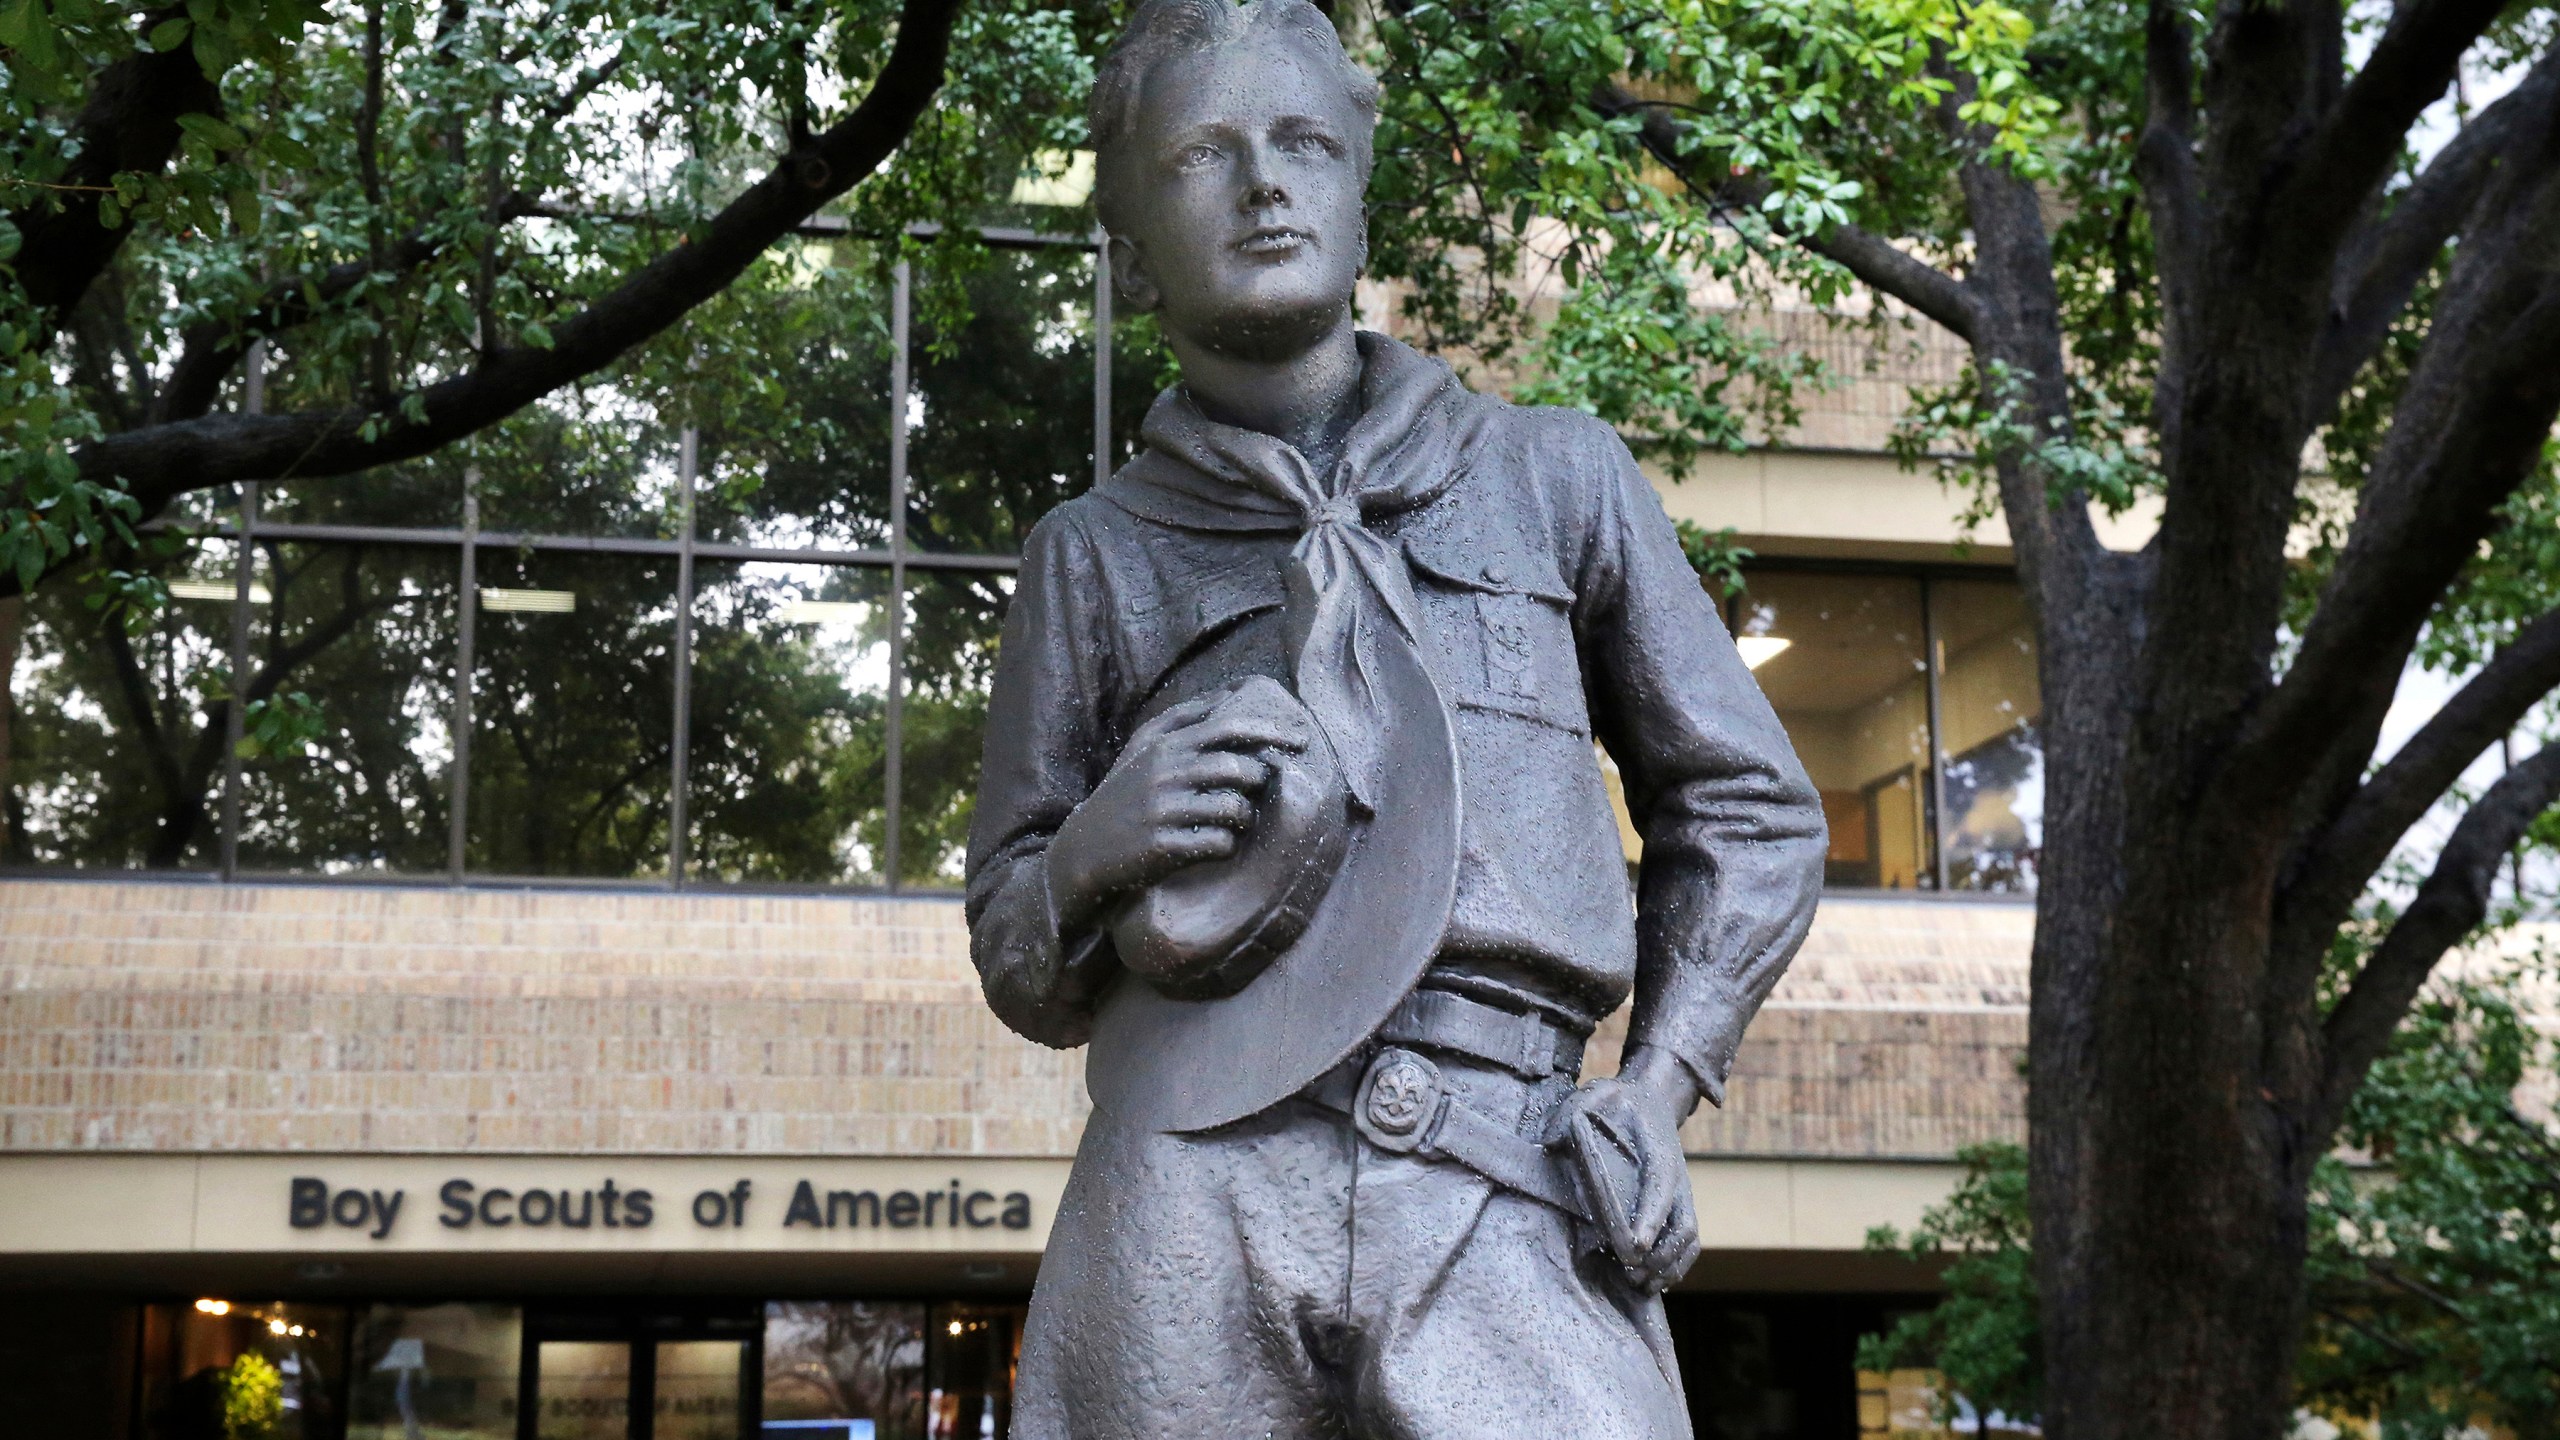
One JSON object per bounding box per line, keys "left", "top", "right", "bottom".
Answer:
{"left": 1012, "top": 1050, "right": 1693, "bottom": 1440}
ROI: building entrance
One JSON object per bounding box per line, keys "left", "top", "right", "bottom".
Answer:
{"left": 521, "top": 1305, "right": 763, "bottom": 1440}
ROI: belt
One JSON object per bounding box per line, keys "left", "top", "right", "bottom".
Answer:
{"left": 1376, "top": 987, "right": 1588, "bottom": 1080}
{"left": 1304, "top": 990, "right": 1598, "bottom": 1222}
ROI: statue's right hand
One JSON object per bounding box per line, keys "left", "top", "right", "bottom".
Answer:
{"left": 1050, "top": 679, "right": 1313, "bottom": 929}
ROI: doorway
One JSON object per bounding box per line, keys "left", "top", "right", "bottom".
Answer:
{"left": 520, "top": 1305, "right": 762, "bottom": 1440}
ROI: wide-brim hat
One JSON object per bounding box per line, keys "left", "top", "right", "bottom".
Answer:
{"left": 1108, "top": 678, "right": 1352, "bottom": 1002}
{"left": 1085, "top": 652, "right": 1461, "bottom": 1134}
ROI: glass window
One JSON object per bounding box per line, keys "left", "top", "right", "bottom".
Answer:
{"left": 533, "top": 1340, "right": 631, "bottom": 1440}
{"left": 139, "top": 1299, "right": 349, "bottom": 1440}
{"left": 905, "top": 249, "right": 1099, "bottom": 557}
{"left": 467, "top": 551, "right": 678, "bottom": 878}
{"left": 656, "top": 1339, "right": 750, "bottom": 1440}
{"left": 1933, "top": 578, "right": 2043, "bottom": 893}
{"left": 763, "top": 1301, "right": 928, "bottom": 1440}
{"left": 1733, "top": 572, "right": 1936, "bottom": 890}
{"left": 923, "top": 1304, "right": 1024, "bottom": 1440}
{"left": 688, "top": 563, "right": 892, "bottom": 886}
{"left": 898, "top": 571, "right": 1012, "bottom": 888}
{"left": 474, "top": 397, "right": 690, "bottom": 541}
{"left": 234, "top": 542, "right": 459, "bottom": 876}
{"left": 3, "top": 535, "right": 242, "bottom": 870}
{"left": 348, "top": 1303, "right": 523, "bottom": 1440}
{"left": 702, "top": 240, "right": 895, "bottom": 554}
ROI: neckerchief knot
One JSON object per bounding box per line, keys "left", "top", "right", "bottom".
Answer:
{"left": 1103, "top": 333, "right": 1488, "bottom": 816}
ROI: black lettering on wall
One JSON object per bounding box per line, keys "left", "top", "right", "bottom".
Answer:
{"left": 599, "top": 1178, "right": 623, "bottom": 1228}
{"left": 330, "top": 1188, "right": 371, "bottom": 1229}
{"left": 1001, "top": 1193, "right": 1032, "bottom": 1230}
{"left": 785, "top": 1180, "right": 823, "bottom": 1228}
{"left": 963, "top": 1191, "right": 996, "bottom": 1227}
{"left": 559, "top": 1190, "right": 594, "bottom": 1228}
{"left": 368, "top": 1190, "right": 404, "bottom": 1240}
{"left": 624, "top": 1189, "right": 654, "bottom": 1227}
{"left": 289, "top": 1177, "right": 327, "bottom": 1229}
{"left": 519, "top": 1189, "right": 556, "bottom": 1226}
{"left": 828, "top": 1191, "right": 880, "bottom": 1228}
{"left": 440, "top": 1180, "right": 475, "bottom": 1228}
{"left": 479, "top": 1187, "right": 515, "bottom": 1227}
{"left": 886, "top": 1191, "right": 920, "bottom": 1228}
{"left": 692, "top": 1190, "right": 729, "bottom": 1227}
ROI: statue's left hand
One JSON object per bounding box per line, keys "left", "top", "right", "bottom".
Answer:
{"left": 1545, "top": 1046, "right": 1702, "bottom": 1294}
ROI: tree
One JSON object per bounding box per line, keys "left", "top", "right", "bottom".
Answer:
{"left": 1860, "top": 951, "right": 2560, "bottom": 1439}
{"left": 1356, "top": 0, "right": 2560, "bottom": 1435}
{"left": 0, "top": 0, "right": 1102, "bottom": 599}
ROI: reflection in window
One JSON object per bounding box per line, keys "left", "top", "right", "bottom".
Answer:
{"left": 655, "top": 1339, "right": 749, "bottom": 1440}
{"left": 763, "top": 1301, "right": 928, "bottom": 1440}
{"left": 235, "top": 543, "right": 457, "bottom": 875}
{"left": 707, "top": 239, "right": 895, "bottom": 554}
{"left": 924, "top": 1304, "right": 1024, "bottom": 1440}
{"left": 468, "top": 552, "right": 677, "bottom": 878}
{"left": 138, "top": 1299, "right": 348, "bottom": 1440}
{"left": 533, "top": 1340, "right": 631, "bottom": 1440}
{"left": 689, "top": 563, "right": 892, "bottom": 885}
{"left": 906, "top": 249, "right": 1097, "bottom": 557}
{"left": 348, "top": 1303, "right": 523, "bottom": 1440}
{"left": 2, "top": 535, "right": 241, "bottom": 869}
{"left": 899, "top": 572, "right": 1012, "bottom": 888}
{"left": 1933, "top": 579, "right": 2043, "bottom": 892}
{"left": 1734, "top": 573, "right": 1935, "bottom": 889}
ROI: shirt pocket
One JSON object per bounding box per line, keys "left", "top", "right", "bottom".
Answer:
{"left": 1118, "top": 559, "right": 1290, "bottom": 713}
{"left": 1401, "top": 528, "right": 1590, "bottom": 738}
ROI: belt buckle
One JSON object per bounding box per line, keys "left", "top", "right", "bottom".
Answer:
{"left": 1353, "top": 1047, "right": 1444, "bottom": 1154}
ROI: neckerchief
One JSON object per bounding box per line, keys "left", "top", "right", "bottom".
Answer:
{"left": 1100, "top": 332, "right": 1487, "bottom": 812}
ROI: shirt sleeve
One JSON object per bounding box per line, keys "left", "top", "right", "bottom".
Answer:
{"left": 962, "top": 510, "right": 1118, "bottom": 1049}
{"left": 1567, "top": 419, "right": 1828, "bottom": 1104}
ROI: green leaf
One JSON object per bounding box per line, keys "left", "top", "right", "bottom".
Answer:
{"left": 148, "top": 15, "right": 190, "bottom": 50}
{"left": 177, "top": 113, "right": 249, "bottom": 151}
{"left": 191, "top": 17, "right": 236, "bottom": 76}
{"left": 256, "top": 129, "right": 315, "bottom": 167}
{"left": 0, "top": 0, "right": 60, "bottom": 71}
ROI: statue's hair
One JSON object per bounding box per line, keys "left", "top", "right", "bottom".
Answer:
{"left": 1088, "top": 0, "right": 1380, "bottom": 233}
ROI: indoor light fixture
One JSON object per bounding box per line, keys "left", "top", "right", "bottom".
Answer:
{"left": 169, "top": 577, "right": 272, "bottom": 604}
{"left": 1735, "top": 636, "right": 1793, "bottom": 670}
{"left": 479, "top": 587, "right": 576, "bottom": 614}
{"left": 778, "top": 599, "right": 869, "bottom": 626}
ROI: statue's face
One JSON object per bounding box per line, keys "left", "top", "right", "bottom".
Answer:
{"left": 1109, "top": 37, "right": 1368, "bottom": 360}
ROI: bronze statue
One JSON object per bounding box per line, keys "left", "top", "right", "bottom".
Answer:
{"left": 964, "top": 1, "right": 1826, "bottom": 1432}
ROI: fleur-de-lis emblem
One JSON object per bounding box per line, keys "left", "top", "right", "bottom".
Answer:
{"left": 1366, "top": 1057, "right": 1435, "bottom": 1136}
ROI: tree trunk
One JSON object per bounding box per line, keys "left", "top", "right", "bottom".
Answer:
{"left": 2033, "top": 656, "right": 2320, "bottom": 1440}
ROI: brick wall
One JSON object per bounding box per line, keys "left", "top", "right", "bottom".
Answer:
{"left": 0, "top": 880, "right": 2025, "bottom": 1160}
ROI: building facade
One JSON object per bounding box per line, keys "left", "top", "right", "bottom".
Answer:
{"left": 0, "top": 226, "right": 2106, "bottom": 1439}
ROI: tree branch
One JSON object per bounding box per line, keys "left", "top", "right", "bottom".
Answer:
{"left": 2316, "top": 742, "right": 2560, "bottom": 1139}
{"left": 2308, "top": 47, "right": 2560, "bottom": 425}
{"left": 151, "top": 196, "right": 542, "bottom": 425}
{"left": 2236, "top": 115, "right": 2560, "bottom": 820}
{"left": 2287, "top": 0, "right": 2513, "bottom": 249}
{"left": 61, "top": 0, "right": 967, "bottom": 519}
{"left": 8, "top": 9, "right": 223, "bottom": 330}
{"left": 2136, "top": 0, "right": 2201, "bottom": 452}
{"left": 2276, "top": 604, "right": 2560, "bottom": 981}
{"left": 1592, "top": 84, "right": 1981, "bottom": 343}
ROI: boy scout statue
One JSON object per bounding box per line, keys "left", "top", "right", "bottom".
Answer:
{"left": 963, "top": 1, "right": 1826, "bottom": 1433}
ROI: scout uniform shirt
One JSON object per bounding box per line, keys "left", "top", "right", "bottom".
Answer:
{"left": 964, "top": 332, "right": 1825, "bottom": 1117}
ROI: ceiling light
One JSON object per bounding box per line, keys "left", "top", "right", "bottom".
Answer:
{"left": 268, "top": 1319, "right": 289, "bottom": 1336}
{"left": 169, "top": 578, "right": 271, "bottom": 604}
{"left": 479, "top": 587, "right": 576, "bottom": 614}
{"left": 778, "top": 599, "right": 869, "bottom": 626}
{"left": 1736, "top": 636, "right": 1793, "bottom": 670}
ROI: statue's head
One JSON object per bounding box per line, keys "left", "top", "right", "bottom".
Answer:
{"left": 1090, "top": 0, "right": 1379, "bottom": 362}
